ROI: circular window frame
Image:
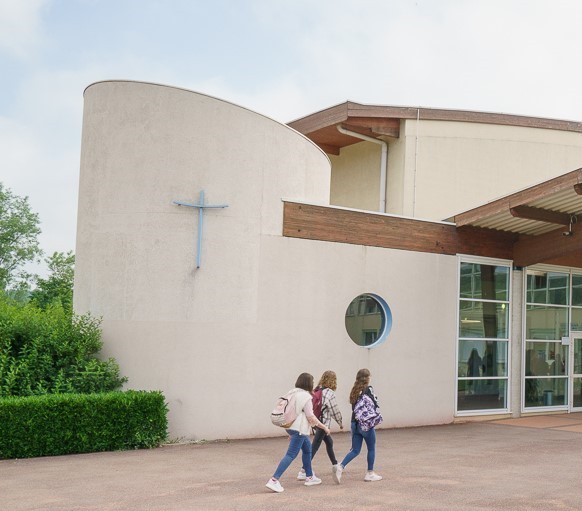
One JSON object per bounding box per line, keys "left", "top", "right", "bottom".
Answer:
{"left": 345, "top": 292, "right": 392, "bottom": 349}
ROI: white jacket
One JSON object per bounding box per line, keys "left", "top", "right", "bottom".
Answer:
{"left": 288, "top": 388, "right": 312, "bottom": 435}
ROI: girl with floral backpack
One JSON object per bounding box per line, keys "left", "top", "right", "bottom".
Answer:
{"left": 332, "top": 368, "right": 383, "bottom": 484}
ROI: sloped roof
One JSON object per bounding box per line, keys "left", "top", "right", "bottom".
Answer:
{"left": 289, "top": 101, "right": 582, "bottom": 155}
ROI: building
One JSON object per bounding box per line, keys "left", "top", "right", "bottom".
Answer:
{"left": 74, "top": 80, "right": 582, "bottom": 440}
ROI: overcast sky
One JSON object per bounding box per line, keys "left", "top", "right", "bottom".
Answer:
{"left": 2, "top": 0, "right": 582, "bottom": 275}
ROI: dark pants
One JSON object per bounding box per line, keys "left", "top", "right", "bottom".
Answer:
{"left": 311, "top": 427, "right": 338, "bottom": 465}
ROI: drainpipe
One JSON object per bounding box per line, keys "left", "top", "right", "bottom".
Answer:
{"left": 337, "top": 125, "right": 387, "bottom": 213}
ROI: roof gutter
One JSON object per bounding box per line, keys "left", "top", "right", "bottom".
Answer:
{"left": 336, "top": 125, "right": 387, "bottom": 213}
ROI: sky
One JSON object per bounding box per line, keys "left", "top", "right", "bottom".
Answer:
{"left": 2, "top": 0, "right": 582, "bottom": 276}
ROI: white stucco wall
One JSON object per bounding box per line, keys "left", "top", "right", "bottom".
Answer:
{"left": 75, "top": 81, "right": 458, "bottom": 440}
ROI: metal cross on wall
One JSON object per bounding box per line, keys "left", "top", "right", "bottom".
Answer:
{"left": 173, "top": 190, "right": 228, "bottom": 268}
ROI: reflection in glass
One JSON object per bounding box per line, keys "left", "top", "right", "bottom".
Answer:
{"left": 524, "top": 377, "right": 567, "bottom": 407}
{"left": 574, "top": 338, "right": 582, "bottom": 375}
{"left": 345, "top": 294, "right": 385, "bottom": 347}
{"left": 460, "top": 263, "right": 509, "bottom": 301}
{"left": 525, "top": 342, "right": 567, "bottom": 376}
{"left": 459, "top": 301, "right": 508, "bottom": 338}
{"left": 527, "top": 271, "right": 569, "bottom": 305}
{"left": 458, "top": 340, "right": 507, "bottom": 377}
{"left": 573, "top": 274, "right": 582, "bottom": 306}
{"left": 525, "top": 305, "right": 568, "bottom": 340}
{"left": 573, "top": 379, "right": 582, "bottom": 408}
{"left": 457, "top": 379, "right": 507, "bottom": 411}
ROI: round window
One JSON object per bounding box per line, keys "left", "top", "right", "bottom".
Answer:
{"left": 345, "top": 293, "right": 392, "bottom": 348}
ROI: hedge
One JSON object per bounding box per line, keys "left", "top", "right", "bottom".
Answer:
{"left": 0, "top": 391, "right": 168, "bottom": 459}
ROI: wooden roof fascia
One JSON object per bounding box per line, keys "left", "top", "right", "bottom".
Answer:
{"left": 453, "top": 168, "right": 582, "bottom": 227}
{"left": 346, "top": 103, "right": 582, "bottom": 132}
{"left": 283, "top": 201, "right": 515, "bottom": 260}
{"left": 287, "top": 102, "right": 349, "bottom": 135}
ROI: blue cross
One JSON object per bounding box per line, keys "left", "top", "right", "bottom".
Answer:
{"left": 173, "top": 190, "right": 228, "bottom": 268}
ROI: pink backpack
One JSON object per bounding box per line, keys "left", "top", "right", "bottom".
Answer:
{"left": 270, "top": 390, "right": 299, "bottom": 428}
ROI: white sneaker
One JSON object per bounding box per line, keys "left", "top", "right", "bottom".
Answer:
{"left": 266, "top": 478, "right": 284, "bottom": 493}
{"left": 332, "top": 464, "right": 343, "bottom": 484}
{"left": 304, "top": 475, "right": 322, "bottom": 486}
{"left": 297, "top": 469, "right": 306, "bottom": 480}
{"left": 364, "top": 471, "right": 383, "bottom": 482}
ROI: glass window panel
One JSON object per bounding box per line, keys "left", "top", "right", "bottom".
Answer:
{"left": 571, "top": 308, "right": 582, "bottom": 332}
{"left": 572, "top": 275, "right": 582, "bottom": 306}
{"left": 525, "top": 305, "right": 568, "bottom": 340}
{"left": 524, "top": 377, "right": 567, "bottom": 408}
{"left": 459, "top": 263, "right": 508, "bottom": 301}
{"left": 458, "top": 340, "right": 508, "bottom": 377}
{"left": 459, "top": 301, "right": 508, "bottom": 338}
{"left": 457, "top": 379, "right": 507, "bottom": 411}
{"left": 527, "top": 273, "right": 547, "bottom": 303}
{"left": 526, "top": 271, "right": 569, "bottom": 305}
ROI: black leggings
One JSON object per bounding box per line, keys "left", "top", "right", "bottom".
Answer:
{"left": 311, "top": 427, "right": 338, "bottom": 465}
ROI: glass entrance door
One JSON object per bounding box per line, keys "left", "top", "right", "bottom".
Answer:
{"left": 570, "top": 335, "right": 582, "bottom": 411}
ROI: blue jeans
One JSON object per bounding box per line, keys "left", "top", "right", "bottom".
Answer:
{"left": 273, "top": 430, "right": 313, "bottom": 480}
{"left": 340, "top": 421, "right": 376, "bottom": 471}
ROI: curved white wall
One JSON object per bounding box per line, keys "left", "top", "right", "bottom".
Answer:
{"left": 75, "top": 82, "right": 458, "bottom": 441}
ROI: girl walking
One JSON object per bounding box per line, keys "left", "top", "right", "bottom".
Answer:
{"left": 333, "top": 368, "right": 382, "bottom": 484}
{"left": 266, "top": 373, "right": 331, "bottom": 493}
{"left": 297, "top": 370, "right": 343, "bottom": 480}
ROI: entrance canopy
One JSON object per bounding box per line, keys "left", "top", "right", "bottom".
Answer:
{"left": 450, "top": 168, "right": 582, "bottom": 268}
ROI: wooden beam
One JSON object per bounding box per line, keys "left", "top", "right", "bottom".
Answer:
{"left": 513, "top": 225, "right": 582, "bottom": 267}
{"left": 339, "top": 123, "right": 379, "bottom": 139}
{"left": 509, "top": 205, "right": 572, "bottom": 225}
{"left": 283, "top": 202, "right": 515, "bottom": 260}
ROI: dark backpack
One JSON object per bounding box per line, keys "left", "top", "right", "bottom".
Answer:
{"left": 312, "top": 386, "right": 324, "bottom": 420}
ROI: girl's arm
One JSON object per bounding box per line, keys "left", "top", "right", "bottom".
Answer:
{"left": 307, "top": 414, "right": 330, "bottom": 434}
{"left": 327, "top": 390, "right": 344, "bottom": 429}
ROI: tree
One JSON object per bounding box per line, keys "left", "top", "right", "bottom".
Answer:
{"left": 30, "top": 251, "right": 75, "bottom": 313}
{"left": 0, "top": 296, "right": 127, "bottom": 397}
{"left": 0, "top": 183, "right": 42, "bottom": 290}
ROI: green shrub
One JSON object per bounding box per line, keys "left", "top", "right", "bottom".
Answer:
{"left": 0, "top": 298, "right": 126, "bottom": 396}
{"left": 0, "top": 391, "right": 168, "bottom": 459}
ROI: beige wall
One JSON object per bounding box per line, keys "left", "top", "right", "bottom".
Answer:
{"left": 75, "top": 81, "right": 459, "bottom": 440}
{"left": 331, "top": 118, "right": 582, "bottom": 221}
{"left": 329, "top": 142, "right": 381, "bottom": 212}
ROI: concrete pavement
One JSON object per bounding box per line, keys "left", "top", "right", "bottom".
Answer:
{"left": 3, "top": 414, "right": 582, "bottom": 511}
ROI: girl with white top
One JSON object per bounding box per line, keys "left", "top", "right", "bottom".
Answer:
{"left": 266, "top": 373, "right": 331, "bottom": 493}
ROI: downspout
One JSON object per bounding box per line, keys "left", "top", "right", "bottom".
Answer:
{"left": 337, "top": 125, "right": 388, "bottom": 213}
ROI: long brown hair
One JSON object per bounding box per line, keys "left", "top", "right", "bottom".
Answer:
{"left": 317, "top": 370, "right": 337, "bottom": 391}
{"left": 295, "top": 373, "right": 314, "bottom": 393}
{"left": 349, "top": 368, "right": 371, "bottom": 404}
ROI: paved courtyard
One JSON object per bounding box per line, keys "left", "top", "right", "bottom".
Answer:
{"left": 3, "top": 414, "right": 582, "bottom": 511}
